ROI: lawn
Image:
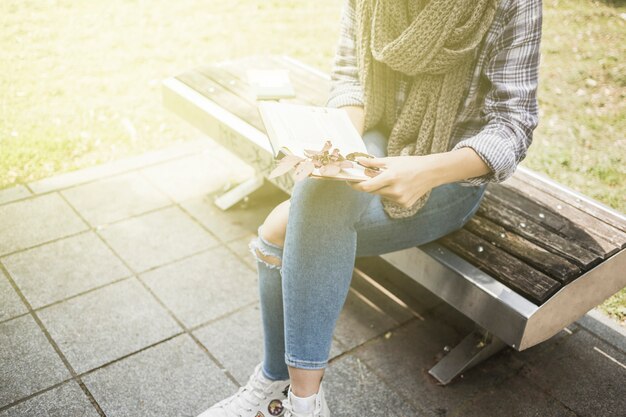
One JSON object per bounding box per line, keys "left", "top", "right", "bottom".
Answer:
{"left": 1, "top": 0, "right": 624, "bottom": 322}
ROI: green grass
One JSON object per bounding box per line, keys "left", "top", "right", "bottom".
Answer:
{"left": 1, "top": 0, "right": 624, "bottom": 322}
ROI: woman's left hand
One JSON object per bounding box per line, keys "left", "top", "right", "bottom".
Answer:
{"left": 347, "top": 154, "right": 445, "bottom": 208}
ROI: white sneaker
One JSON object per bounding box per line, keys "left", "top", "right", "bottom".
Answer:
{"left": 282, "top": 383, "right": 331, "bottom": 417}
{"left": 197, "top": 362, "right": 291, "bottom": 417}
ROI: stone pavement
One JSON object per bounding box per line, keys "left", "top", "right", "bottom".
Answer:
{"left": 1, "top": 138, "right": 625, "bottom": 417}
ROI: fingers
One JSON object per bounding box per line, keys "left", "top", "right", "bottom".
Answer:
{"left": 356, "top": 156, "right": 388, "bottom": 168}
{"left": 349, "top": 170, "right": 392, "bottom": 193}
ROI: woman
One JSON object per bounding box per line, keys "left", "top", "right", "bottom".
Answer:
{"left": 198, "top": 0, "right": 541, "bottom": 416}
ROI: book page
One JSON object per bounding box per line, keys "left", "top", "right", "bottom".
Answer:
{"left": 258, "top": 102, "right": 368, "bottom": 158}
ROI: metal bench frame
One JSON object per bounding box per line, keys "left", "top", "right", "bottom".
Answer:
{"left": 162, "top": 55, "right": 626, "bottom": 384}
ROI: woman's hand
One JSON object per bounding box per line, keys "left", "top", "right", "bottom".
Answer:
{"left": 347, "top": 154, "right": 446, "bottom": 208}
{"left": 347, "top": 147, "right": 494, "bottom": 207}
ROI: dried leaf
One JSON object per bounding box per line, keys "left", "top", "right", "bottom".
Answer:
{"left": 364, "top": 168, "right": 381, "bottom": 178}
{"left": 346, "top": 152, "right": 374, "bottom": 161}
{"left": 321, "top": 140, "right": 332, "bottom": 152}
{"left": 293, "top": 160, "right": 315, "bottom": 182}
{"left": 319, "top": 163, "right": 342, "bottom": 177}
{"left": 268, "top": 155, "right": 304, "bottom": 179}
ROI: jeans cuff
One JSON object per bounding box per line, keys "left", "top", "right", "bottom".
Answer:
{"left": 284, "top": 353, "right": 328, "bottom": 370}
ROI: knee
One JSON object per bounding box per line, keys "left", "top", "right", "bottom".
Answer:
{"left": 249, "top": 200, "right": 289, "bottom": 268}
{"left": 260, "top": 200, "right": 290, "bottom": 248}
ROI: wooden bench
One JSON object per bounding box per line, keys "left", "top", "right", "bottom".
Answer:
{"left": 162, "top": 54, "right": 626, "bottom": 384}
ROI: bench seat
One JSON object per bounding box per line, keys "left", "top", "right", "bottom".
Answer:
{"left": 162, "top": 54, "right": 626, "bottom": 382}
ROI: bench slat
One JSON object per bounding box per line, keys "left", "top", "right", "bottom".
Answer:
{"left": 176, "top": 69, "right": 265, "bottom": 131}
{"left": 487, "top": 181, "right": 624, "bottom": 257}
{"left": 462, "top": 214, "right": 581, "bottom": 283}
{"left": 439, "top": 228, "right": 561, "bottom": 304}
{"left": 515, "top": 169, "right": 626, "bottom": 234}
{"left": 477, "top": 197, "right": 602, "bottom": 270}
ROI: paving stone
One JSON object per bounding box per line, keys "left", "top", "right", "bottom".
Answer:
{"left": 38, "top": 279, "right": 181, "bottom": 374}
{"left": 61, "top": 172, "right": 171, "bottom": 226}
{"left": 99, "top": 206, "right": 218, "bottom": 272}
{"left": 141, "top": 246, "right": 258, "bottom": 328}
{"left": 324, "top": 354, "right": 421, "bottom": 417}
{"left": 0, "top": 271, "right": 27, "bottom": 322}
{"left": 453, "top": 375, "right": 577, "bottom": 417}
{"left": 226, "top": 233, "right": 258, "bottom": 270}
{"left": 28, "top": 138, "right": 213, "bottom": 194}
{"left": 0, "top": 381, "right": 99, "bottom": 417}
{"left": 0, "top": 315, "right": 70, "bottom": 408}
{"left": 353, "top": 319, "right": 520, "bottom": 416}
{"left": 3, "top": 232, "right": 130, "bottom": 309}
{"left": 193, "top": 303, "right": 266, "bottom": 385}
{"left": 141, "top": 148, "right": 253, "bottom": 203}
{"left": 0, "top": 185, "right": 31, "bottom": 205}
{"left": 180, "top": 184, "right": 287, "bottom": 243}
{"left": 519, "top": 329, "right": 626, "bottom": 417}
{"left": 577, "top": 309, "right": 626, "bottom": 353}
{"left": 0, "top": 194, "right": 87, "bottom": 256}
{"left": 333, "top": 288, "right": 399, "bottom": 352}
{"left": 83, "top": 334, "right": 236, "bottom": 417}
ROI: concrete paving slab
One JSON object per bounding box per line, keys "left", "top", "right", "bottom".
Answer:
{"left": 225, "top": 233, "right": 258, "bottom": 270}
{"left": 61, "top": 172, "right": 171, "bottom": 227}
{"left": 0, "top": 271, "right": 27, "bottom": 322}
{"left": 83, "top": 334, "right": 236, "bottom": 417}
{"left": 0, "top": 185, "right": 31, "bottom": 206}
{"left": 519, "top": 329, "right": 626, "bottom": 417}
{"left": 0, "top": 315, "right": 70, "bottom": 408}
{"left": 452, "top": 375, "right": 577, "bottom": 417}
{"left": 353, "top": 319, "right": 521, "bottom": 416}
{"left": 3, "top": 232, "right": 130, "bottom": 309}
{"left": 141, "top": 246, "right": 258, "bottom": 329}
{"left": 324, "top": 354, "right": 421, "bottom": 417}
{"left": 193, "top": 303, "right": 266, "bottom": 385}
{"left": 28, "top": 138, "right": 214, "bottom": 194}
{"left": 38, "top": 279, "right": 181, "bottom": 374}
{"left": 333, "top": 288, "right": 399, "bottom": 353}
{"left": 98, "top": 206, "right": 218, "bottom": 272}
{"left": 577, "top": 309, "right": 626, "bottom": 353}
{"left": 141, "top": 148, "right": 253, "bottom": 203}
{"left": 0, "top": 381, "right": 99, "bottom": 417}
{"left": 180, "top": 185, "right": 287, "bottom": 243}
{"left": 0, "top": 194, "right": 87, "bottom": 256}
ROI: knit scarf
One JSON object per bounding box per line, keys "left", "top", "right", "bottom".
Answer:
{"left": 355, "top": 0, "right": 498, "bottom": 218}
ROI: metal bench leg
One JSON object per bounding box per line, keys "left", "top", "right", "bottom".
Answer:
{"left": 214, "top": 174, "right": 265, "bottom": 210}
{"left": 428, "top": 328, "right": 507, "bottom": 385}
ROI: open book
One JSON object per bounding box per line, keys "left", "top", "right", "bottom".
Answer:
{"left": 257, "top": 101, "right": 379, "bottom": 182}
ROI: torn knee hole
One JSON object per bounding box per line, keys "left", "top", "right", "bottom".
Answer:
{"left": 248, "top": 237, "right": 283, "bottom": 270}
{"left": 254, "top": 248, "right": 282, "bottom": 267}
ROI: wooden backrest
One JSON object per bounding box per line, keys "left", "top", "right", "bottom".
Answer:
{"left": 174, "top": 55, "right": 626, "bottom": 305}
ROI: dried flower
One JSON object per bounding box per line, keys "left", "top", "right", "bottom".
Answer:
{"left": 268, "top": 140, "right": 380, "bottom": 182}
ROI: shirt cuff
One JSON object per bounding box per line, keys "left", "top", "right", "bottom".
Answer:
{"left": 450, "top": 128, "right": 517, "bottom": 186}
{"left": 325, "top": 88, "right": 364, "bottom": 108}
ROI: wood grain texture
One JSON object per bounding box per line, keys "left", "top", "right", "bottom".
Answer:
{"left": 439, "top": 228, "right": 561, "bottom": 304}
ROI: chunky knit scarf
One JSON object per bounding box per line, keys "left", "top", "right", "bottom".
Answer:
{"left": 355, "top": 0, "right": 498, "bottom": 218}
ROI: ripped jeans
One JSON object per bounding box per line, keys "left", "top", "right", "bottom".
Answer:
{"left": 248, "top": 128, "right": 487, "bottom": 381}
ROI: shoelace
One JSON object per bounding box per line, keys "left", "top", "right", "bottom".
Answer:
{"left": 218, "top": 372, "right": 273, "bottom": 417}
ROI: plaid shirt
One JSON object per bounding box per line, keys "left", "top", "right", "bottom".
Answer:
{"left": 326, "top": 0, "right": 542, "bottom": 186}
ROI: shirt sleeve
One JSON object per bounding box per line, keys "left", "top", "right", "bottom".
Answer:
{"left": 451, "top": 0, "right": 542, "bottom": 186}
{"left": 325, "top": 0, "right": 364, "bottom": 109}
